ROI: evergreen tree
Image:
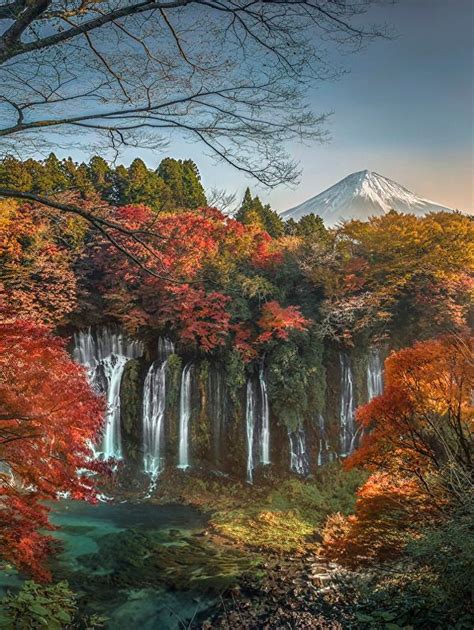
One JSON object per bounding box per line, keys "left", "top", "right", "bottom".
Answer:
{"left": 41, "top": 153, "right": 70, "bottom": 193}
{"left": 157, "top": 157, "right": 206, "bottom": 210}
{"left": 118, "top": 158, "right": 168, "bottom": 212}
{"left": 71, "top": 163, "right": 95, "bottom": 198}
{"left": 285, "top": 213, "right": 327, "bottom": 241}
{"left": 157, "top": 158, "right": 183, "bottom": 210}
{"left": 0, "top": 157, "right": 33, "bottom": 191}
{"left": 234, "top": 188, "right": 284, "bottom": 237}
{"left": 182, "top": 159, "right": 207, "bottom": 208}
{"left": 88, "top": 156, "right": 113, "bottom": 199}
{"left": 1, "top": 154, "right": 207, "bottom": 214}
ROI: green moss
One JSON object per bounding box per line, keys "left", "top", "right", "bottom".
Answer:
{"left": 267, "top": 332, "right": 325, "bottom": 430}
{"left": 120, "top": 358, "right": 144, "bottom": 462}
{"left": 153, "top": 464, "right": 366, "bottom": 555}
{"left": 75, "top": 528, "right": 260, "bottom": 596}
{"left": 165, "top": 353, "right": 182, "bottom": 410}
{"left": 0, "top": 581, "right": 82, "bottom": 630}
{"left": 192, "top": 360, "right": 212, "bottom": 462}
{"left": 224, "top": 349, "right": 246, "bottom": 406}
{"left": 352, "top": 345, "right": 369, "bottom": 406}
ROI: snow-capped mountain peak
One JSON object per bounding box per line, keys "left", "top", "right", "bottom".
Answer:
{"left": 281, "top": 170, "right": 453, "bottom": 225}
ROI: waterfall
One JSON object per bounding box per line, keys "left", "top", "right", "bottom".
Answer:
{"left": 73, "top": 327, "right": 143, "bottom": 366}
{"left": 288, "top": 427, "right": 309, "bottom": 475}
{"left": 339, "top": 352, "right": 356, "bottom": 456}
{"left": 142, "top": 338, "right": 174, "bottom": 478}
{"left": 317, "top": 413, "right": 333, "bottom": 466}
{"left": 73, "top": 327, "right": 143, "bottom": 459}
{"left": 246, "top": 379, "right": 256, "bottom": 483}
{"left": 259, "top": 368, "right": 270, "bottom": 465}
{"left": 367, "top": 348, "right": 383, "bottom": 400}
{"left": 177, "top": 363, "right": 193, "bottom": 469}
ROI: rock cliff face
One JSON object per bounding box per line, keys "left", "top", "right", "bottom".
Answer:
{"left": 72, "top": 327, "right": 386, "bottom": 481}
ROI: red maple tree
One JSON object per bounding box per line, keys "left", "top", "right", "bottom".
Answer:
{"left": 0, "top": 316, "right": 105, "bottom": 580}
{"left": 257, "top": 300, "right": 310, "bottom": 343}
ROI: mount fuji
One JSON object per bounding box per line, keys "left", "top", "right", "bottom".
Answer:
{"left": 281, "top": 170, "right": 453, "bottom": 226}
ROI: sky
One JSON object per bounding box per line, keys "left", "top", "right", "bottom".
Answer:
{"left": 62, "top": 0, "right": 474, "bottom": 213}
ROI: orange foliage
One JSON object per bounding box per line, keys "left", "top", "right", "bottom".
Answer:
{"left": 349, "top": 335, "right": 473, "bottom": 481}
{"left": 322, "top": 335, "right": 473, "bottom": 567}
{"left": 321, "top": 473, "right": 436, "bottom": 567}
{"left": 312, "top": 211, "right": 473, "bottom": 342}
{"left": 85, "top": 205, "right": 290, "bottom": 353}
{"left": 0, "top": 202, "right": 78, "bottom": 325}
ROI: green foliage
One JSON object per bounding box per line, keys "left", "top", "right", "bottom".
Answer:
{"left": 234, "top": 188, "right": 284, "bottom": 237}
{"left": 224, "top": 349, "right": 246, "bottom": 405}
{"left": 267, "top": 341, "right": 308, "bottom": 430}
{"left": 0, "top": 156, "right": 33, "bottom": 190}
{"left": 267, "top": 467, "right": 364, "bottom": 525}
{"left": 266, "top": 332, "right": 325, "bottom": 429}
{"left": 119, "top": 358, "right": 144, "bottom": 460}
{"left": 284, "top": 213, "right": 328, "bottom": 242}
{"left": 0, "top": 581, "right": 77, "bottom": 630}
{"left": 330, "top": 561, "right": 474, "bottom": 629}
{"left": 239, "top": 274, "right": 277, "bottom": 301}
{"left": 158, "top": 158, "right": 207, "bottom": 210}
{"left": 0, "top": 154, "right": 206, "bottom": 213}
{"left": 165, "top": 353, "right": 182, "bottom": 410}
{"left": 155, "top": 464, "right": 364, "bottom": 554}
{"left": 114, "top": 158, "right": 168, "bottom": 212}
{"left": 352, "top": 345, "right": 369, "bottom": 404}
{"left": 76, "top": 527, "right": 260, "bottom": 595}
{"left": 199, "top": 358, "right": 210, "bottom": 385}
{"left": 405, "top": 510, "right": 474, "bottom": 619}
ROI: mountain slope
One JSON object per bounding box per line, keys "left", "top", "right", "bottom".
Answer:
{"left": 281, "top": 170, "right": 453, "bottom": 225}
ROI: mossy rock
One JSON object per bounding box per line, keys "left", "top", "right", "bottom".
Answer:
{"left": 120, "top": 358, "right": 147, "bottom": 465}
{"left": 75, "top": 528, "right": 260, "bottom": 596}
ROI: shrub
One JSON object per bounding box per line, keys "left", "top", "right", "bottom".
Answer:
{"left": 0, "top": 581, "right": 77, "bottom": 629}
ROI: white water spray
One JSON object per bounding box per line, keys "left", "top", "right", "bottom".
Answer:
{"left": 246, "top": 379, "right": 256, "bottom": 483}
{"left": 73, "top": 327, "right": 143, "bottom": 459}
{"left": 339, "top": 352, "right": 356, "bottom": 456}
{"left": 143, "top": 339, "right": 174, "bottom": 482}
{"left": 367, "top": 348, "right": 383, "bottom": 400}
{"left": 288, "top": 427, "right": 309, "bottom": 475}
{"left": 177, "top": 363, "right": 193, "bottom": 469}
{"left": 259, "top": 369, "right": 270, "bottom": 465}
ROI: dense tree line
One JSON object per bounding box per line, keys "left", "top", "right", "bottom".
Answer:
{"left": 0, "top": 155, "right": 206, "bottom": 213}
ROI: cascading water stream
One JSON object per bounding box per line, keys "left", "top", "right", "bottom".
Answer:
{"left": 259, "top": 369, "right": 270, "bottom": 465}
{"left": 142, "top": 338, "right": 174, "bottom": 478}
{"left": 367, "top": 348, "right": 383, "bottom": 400}
{"left": 246, "top": 379, "right": 256, "bottom": 483}
{"left": 73, "top": 327, "right": 143, "bottom": 459}
{"left": 177, "top": 363, "right": 193, "bottom": 469}
{"left": 317, "top": 413, "right": 333, "bottom": 466}
{"left": 288, "top": 427, "right": 309, "bottom": 475}
{"left": 339, "top": 352, "right": 356, "bottom": 456}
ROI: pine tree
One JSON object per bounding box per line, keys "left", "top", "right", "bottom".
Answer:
{"left": 0, "top": 156, "right": 33, "bottom": 191}
{"left": 118, "top": 158, "right": 168, "bottom": 212}
{"left": 182, "top": 159, "right": 207, "bottom": 208}
{"left": 235, "top": 188, "right": 284, "bottom": 237}
{"left": 88, "top": 156, "right": 113, "bottom": 199}
{"left": 286, "top": 213, "right": 327, "bottom": 241}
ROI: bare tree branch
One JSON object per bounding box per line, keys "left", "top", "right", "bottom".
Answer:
{"left": 0, "top": 0, "right": 388, "bottom": 265}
